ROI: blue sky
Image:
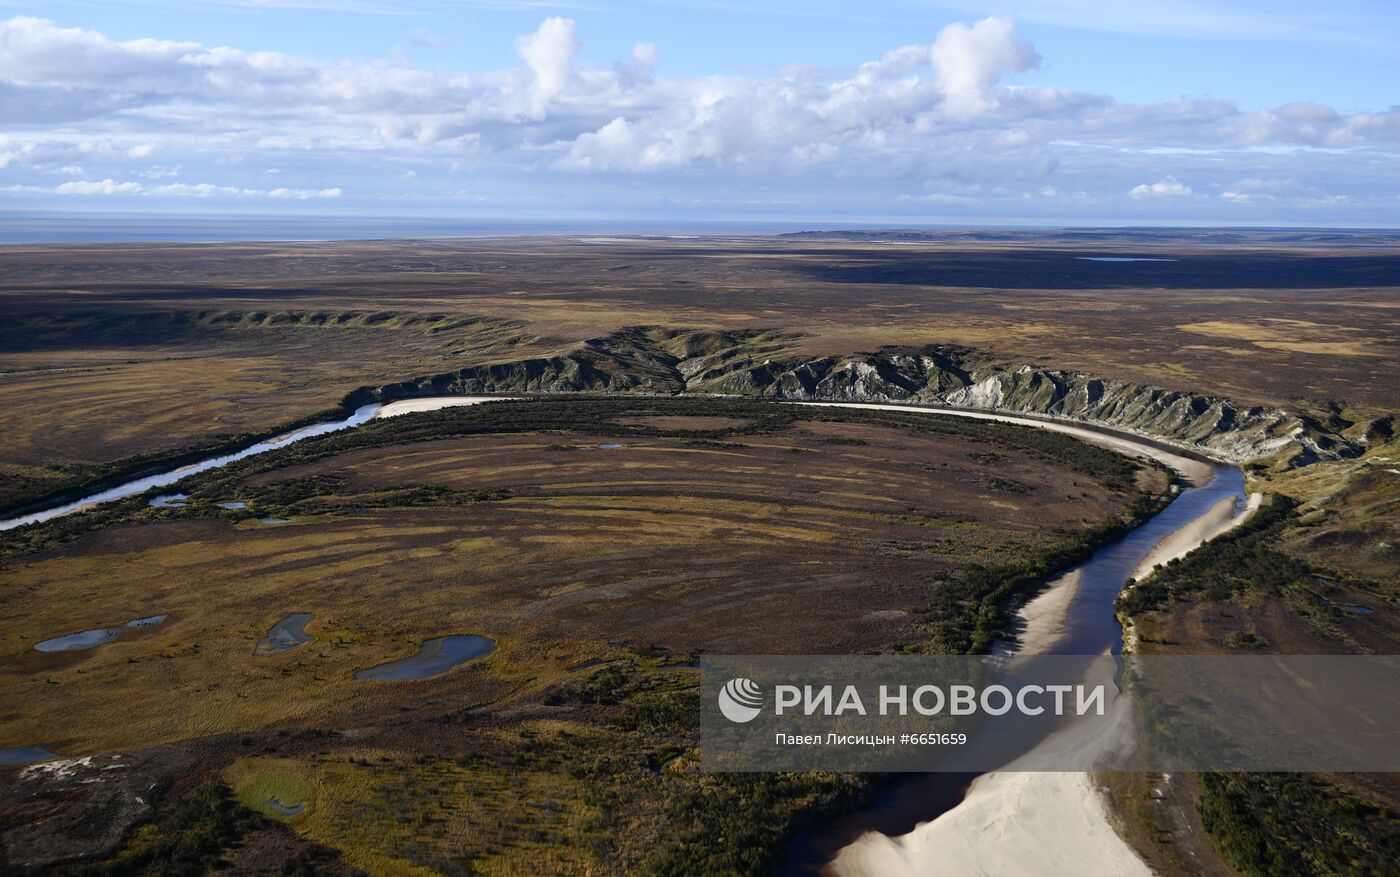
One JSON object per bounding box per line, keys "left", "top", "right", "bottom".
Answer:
{"left": 2, "top": 0, "right": 1398, "bottom": 224}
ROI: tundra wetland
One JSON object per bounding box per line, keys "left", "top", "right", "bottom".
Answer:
{"left": 0, "top": 234, "right": 1396, "bottom": 876}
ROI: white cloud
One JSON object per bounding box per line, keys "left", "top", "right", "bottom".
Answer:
{"left": 1220, "top": 176, "right": 1342, "bottom": 204}
{"left": 515, "top": 16, "right": 580, "bottom": 116}
{"left": 55, "top": 178, "right": 143, "bottom": 195}
{"left": 930, "top": 17, "right": 1039, "bottom": 117}
{"left": 6, "top": 179, "right": 343, "bottom": 199}
{"left": 148, "top": 182, "right": 248, "bottom": 197}
{"left": 1129, "top": 176, "right": 1194, "bottom": 198}
{"left": 631, "top": 42, "right": 657, "bottom": 69}
{"left": 0, "top": 14, "right": 1395, "bottom": 220}
{"left": 139, "top": 164, "right": 181, "bottom": 179}
{"left": 268, "top": 186, "right": 342, "bottom": 198}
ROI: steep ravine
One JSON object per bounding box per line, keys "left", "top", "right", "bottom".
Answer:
{"left": 347, "top": 327, "right": 1378, "bottom": 466}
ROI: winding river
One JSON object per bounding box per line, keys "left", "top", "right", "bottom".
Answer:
{"left": 0, "top": 394, "right": 1251, "bottom": 875}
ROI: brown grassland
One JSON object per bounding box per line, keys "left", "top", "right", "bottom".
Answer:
{"left": 0, "top": 237, "right": 1395, "bottom": 483}
{"left": 0, "top": 236, "right": 1395, "bottom": 876}
{"left": 0, "top": 399, "right": 1165, "bottom": 874}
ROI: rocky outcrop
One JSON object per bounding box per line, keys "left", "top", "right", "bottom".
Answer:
{"left": 0, "top": 747, "right": 196, "bottom": 870}
{"left": 936, "top": 366, "right": 1311, "bottom": 463}
{"left": 353, "top": 327, "right": 1365, "bottom": 466}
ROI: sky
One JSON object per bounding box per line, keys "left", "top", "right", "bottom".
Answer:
{"left": 1, "top": 0, "right": 1398, "bottom": 226}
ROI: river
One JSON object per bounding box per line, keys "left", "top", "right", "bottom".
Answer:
{"left": 777, "top": 403, "right": 1248, "bottom": 876}
{"left": 0, "top": 396, "right": 504, "bottom": 532}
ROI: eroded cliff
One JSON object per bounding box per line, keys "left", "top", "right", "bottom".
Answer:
{"left": 350, "top": 327, "right": 1377, "bottom": 466}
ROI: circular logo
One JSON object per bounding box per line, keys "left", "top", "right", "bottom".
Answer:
{"left": 718, "top": 677, "right": 764, "bottom": 723}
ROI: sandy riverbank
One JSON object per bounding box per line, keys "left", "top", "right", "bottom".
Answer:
{"left": 829, "top": 771, "right": 1152, "bottom": 877}
{"left": 788, "top": 402, "right": 1215, "bottom": 487}
{"left": 1132, "top": 491, "right": 1263, "bottom": 581}
{"left": 811, "top": 401, "right": 1250, "bottom": 877}
{"left": 998, "top": 491, "right": 1262, "bottom": 659}
{"left": 830, "top": 647, "right": 1152, "bottom": 877}
{"left": 993, "top": 569, "right": 1080, "bottom": 656}
{"left": 375, "top": 396, "right": 515, "bottom": 418}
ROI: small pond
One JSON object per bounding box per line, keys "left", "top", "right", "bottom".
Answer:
{"left": 255, "top": 613, "right": 315, "bottom": 655}
{"left": 267, "top": 796, "right": 306, "bottom": 816}
{"left": 36, "top": 614, "right": 168, "bottom": 652}
{"left": 355, "top": 635, "right": 497, "bottom": 681}
{"left": 0, "top": 746, "right": 59, "bottom": 765}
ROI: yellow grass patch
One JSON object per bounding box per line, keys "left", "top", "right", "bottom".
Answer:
{"left": 225, "top": 756, "right": 315, "bottom": 820}
{"left": 1180, "top": 344, "right": 1258, "bottom": 357}
{"left": 1253, "top": 340, "right": 1380, "bottom": 357}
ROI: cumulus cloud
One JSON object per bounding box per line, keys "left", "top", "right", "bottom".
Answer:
{"left": 515, "top": 16, "right": 580, "bottom": 116}
{"left": 930, "top": 17, "right": 1039, "bottom": 117}
{"left": 0, "top": 14, "right": 1396, "bottom": 219}
{"left": 1130, "top": 176, "right": 1193, "bottom": 198}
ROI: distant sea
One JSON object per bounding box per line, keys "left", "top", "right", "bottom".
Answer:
{"left": 0, "top": 213, "right": 815, "bottom": 245}
{"left": 7, "top": 213, "right": 1392, "bottom": 247}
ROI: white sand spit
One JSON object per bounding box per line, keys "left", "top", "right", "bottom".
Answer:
{"left": 994, "top": 569, "right": 1080, "bottom": 657}
{"left": 1132, "top": 491, "right": 1262, "bottom": 581}
{"left": 829, "top": 772, "right": 1152, "bottom": 877}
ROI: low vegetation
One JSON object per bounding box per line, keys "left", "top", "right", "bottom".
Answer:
{"left": 1117, "top": 494, "right": 1306, "bottom": 616}
{"left": 1117, "top": 487, "right": 1399, "bottom": 877}
{"left": 1197, "top": 773, "right": 1399, "bottom": 877}
{"left": 81, "top": 782, "right": 264, "bottom": 876}
{"left": 1, "top": 397, "right": 1162, "bottom": 874}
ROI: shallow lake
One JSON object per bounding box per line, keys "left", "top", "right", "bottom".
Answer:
{"left": 35, "top": 614, "right": 168, "bottom": 652}
{"left": 354, "top": 635, "right": 497, "bottom": 681}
